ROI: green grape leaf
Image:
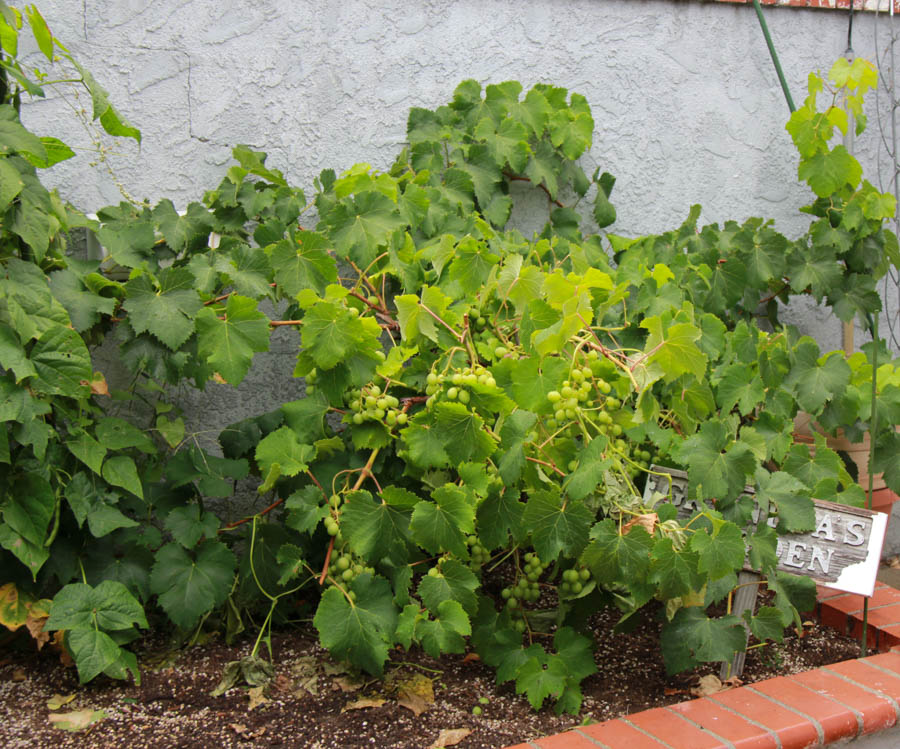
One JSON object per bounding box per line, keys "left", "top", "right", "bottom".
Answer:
{"left": 399, "top": 421, "right": 451, "bottom": 469}
{"left": 673, "top": 421, "right": 757, "bottom": 501}
{"left": 276, "top": 543, "right": 306, "bottom": 585}
{"left": 300, "top": 300, "right": 381, "bottom": 370}
{"left": 506, "top": 355, "right": 568, "bottom": 413}
{"left": 447, "top": 235, "right": 499, "bottom": 297}
{"left": 782, "top": 441, "right": 849, "bottom": 489}
{"left": 101, "top": 456, "right": 143, "bottom": 499}
{"left": 153, "top": 199, "right": 213, "bottom": 253}
{"left": 341, "top": 490, "right": 411, "bottom": 563}
{"left": 321, "top": 191, "right": 405, "bottom": 268}
{"left": 416, "top": 559, "right": 480, "bottom": 616}
{"left": 409, "top": 484, "right": 475, "bottom": 558}
{"left": 497, "top": 410, "right": 537, "bottom": 486}
{"left": 715, "top": 364, "right": 766, "bottom": 416}
{"left": 748, "top": 606, "right": 787, "bottom": 643}
{"left": 523, "top": 489, "right": 592, "bottom": 562}
{"left": 268, "top": 233, "right": 337, "bottom": 297}
{"left": 415, "top": 599, "right": 471, "bottom": 658}
{"left": 0, "top": 156, "right": 24, "bottom": 211}
{"left": 313, "top": 573, "right": 397, "bottom": 675}
{"left": 650, "top": 537, "right": 700, "bottom": 598}
{"left": 798, "top": 145, "right": 862, "bottom": 197}
{"left": 255, "top": 426, "right": 315, "bottom": 479}
{"left": 195, "top": 295, "right": 271, "bottom": 385}
{"left": 525, "top": 140, "right": 560, "bottom": 199}
{"left": 164, "top": 505, "right": 220, "bottom": 548}
{"left": 756, "top": 470, "right": 814, "bottom": 533}
{"left": 785, "top": 342, "right": 851, "bottom": 414}
{"left": 748, "top": 523, "right": 779, "bottom": 573}
{"left": 661, "top": 606, "right": 747, "bottom": 674}
{"left": 565, "top": 436, "right": 611, "bottom": 501}
{"left": 688, "top": 521, "right": 746, "bottom": 580}
{"left": 640, "top": 316, "right": 707, "bottom": 384}
{"left": 123, "top": 269, "right": 202, "bottom": 350}
{"left": 150, "top": 541, "right": 236, "bottom": 630}
{"left": 284, "top": 485, "right": 328, "bottom": 534}
{"left": 515, "top": 653, "right": 569, "bottom": 711}
{"left": 476, "top": 489, "right": 526, "bottom": 550}
{"left": 0, "top": 323, "right": 36, "bottom": 382}
{"left": 431, "top": 402, "right": 497, "bottom": 464}
{"left": 581, "top": 519, "right": 653, "bottom": 585}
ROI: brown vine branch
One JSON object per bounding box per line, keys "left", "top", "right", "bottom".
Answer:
{"left": 503, "top": 170, "right": 565, "bottom": 208}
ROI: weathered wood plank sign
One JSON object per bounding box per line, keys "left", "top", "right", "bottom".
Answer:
{"left": 643, "top": 466, "right": 889, "bottom": 598}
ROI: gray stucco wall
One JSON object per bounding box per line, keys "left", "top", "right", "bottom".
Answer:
{"left": 16, "top": 1, "right": 900, "bottom": 525}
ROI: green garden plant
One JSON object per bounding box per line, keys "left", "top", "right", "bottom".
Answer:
{"left": 2, "top": 4, "right": 899, "bottom": 713}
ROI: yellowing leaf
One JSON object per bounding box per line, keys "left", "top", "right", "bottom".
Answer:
{"left": 47, "top": 693, "right": 77, "bottom": 710}
{"left": 247, "top": 686, "right": 268, "bottom": 710}
{"left": 428, "top": 728, "right": 472, "bottom": 748}
{"left": 48, "top": 709, "right": 107, "bottom": 731}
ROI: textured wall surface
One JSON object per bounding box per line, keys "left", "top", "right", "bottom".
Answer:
{"left": 17, "top": 1, "right": 900, "bottom": 519}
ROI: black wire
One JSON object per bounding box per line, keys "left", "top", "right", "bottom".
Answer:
{"left": 848, "top": 0, "right": 855, "bottom": 54}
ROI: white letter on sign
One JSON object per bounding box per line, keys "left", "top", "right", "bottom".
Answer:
{"left": 843, "top": 520, "right": 866, "bottom": 547}
{"left": 785, "top": 541, "right": 807, "bottom": 568}
{"left": 812, "top": 514, "right": 835, "bottom": 541}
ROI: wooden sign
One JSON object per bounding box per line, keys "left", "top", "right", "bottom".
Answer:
{"left": 643, "top": 466, "right": 889, "bottom": 597}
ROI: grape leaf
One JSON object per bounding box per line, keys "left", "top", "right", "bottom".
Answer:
{"left": 45, "top": 580, "right": 147, "bottom": 632}
{"left": 101, "top": 456, "right": 143, "bottom": 499}
{"left": 255, "top": 426, "right": 315, "bottom": 479}
{"left": 755, "top": 470, "right": 814, "bottom": 533}
{"left": 688, "top": 521, "right": 746, "bottom": 580}
{"left": 321, "top": 191, "right": 405, "bottom": 267}
{"left": 515, "top": 653, "right": 568, "bottom": 710}
{"left": 313, "top": 573, "right": 397, "bottom": 675}
{"left": 300, "top": 300, "right": 381, "bottom": 371}
{"left": 581, "top": 519, "right": 653, "bottom": 585}
{"left": 150, "top": 541, "right": 236, "bottom": 630}
{"left": 523, "top": 489, "right": 592, "bottom": 562}
{"left": 785, "top": 342, "right": 851, "bottom": 414}
{"left": 29, "top": 324, "right": 91, "bottom": 398}
{"left": 640, "top": 316, "right": 707, "bottom": 384}
{"left": 673, "top": 421, "right": 757, "bottom": 501}
{"left": 195, "top": 295, "right": 271, "bottom": 385}
{"left": 476, "top": 489, "right": 526, "bottom": 550}
{"left": 415, "top": 599, "right": 470, "bottom": 658}
{"left": 660, "top": 606, "right": 747, "bottom": 674}
{"left": 650, "top": 537, "right": 701, "bottom": 598}
{"left": 416, "top": 560, "right": 479, "bottom": 616}
{"left": 268, "top": 233, "right": 337, "bottom": 297}
{"left": 341, "top": 490, "right": 411, "bottom": 563}
{"left": 565, "top": 436, "right": 611, "bottom": 501}
{"left": 123, "top": 269, "right": 202, "bottom": 350}
{"left": 431, "top": 402, "right": 497, "bottom": 464}
{"left": 164, "top": 505, "right": 220, "bottom": 548}
{"left": 409, "top": 485, "right": 475, "bottom": 558}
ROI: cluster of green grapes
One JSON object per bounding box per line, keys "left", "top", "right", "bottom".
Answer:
{"left": 465, "top": 534, "right": 490, "bottom": 569}
{"left": 545, "top": 362, "right": 618, "bottom": 435}
{"left": 347, "top": 382, "right": 408, "bottom": 427}
{"left": 423, "top": 365, "right": 496, "bottom": 409}
{"left": 559, "top": 566, "right": 591, "bottom": 596}
{"left": 500, "top": 552, "right": 547, "bottom": 631}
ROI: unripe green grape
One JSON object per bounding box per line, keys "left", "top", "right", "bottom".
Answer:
{"left": 325, "top": 520, "right": 339, "bottom": 536}
{"left": 501, "top": 587, "right": 511, "bottom": 599}
{"left": 336, "top": 556, "right": 350, "bottom": 571}
{"left": 606, "top": 397, "right": 620, "bottom": 410}
{"left": 578, "top": 567, "right": 590, "bottom": 581}
{"left": 466, "top": 535, "right": 477, "bottom": 546}
{"left": 352, "top": 413, "right": 364, "bottom": 425}
{"left": 547, "top": 390, "right": 561, "bottom": 403}
{"left": 342, "top": 568, "right": 354, "bottom": 582}
{"left": 348, "top": 591, "right": 357, "bottom": 602}
{"left": 452, "top": 373, "right": 463, "bottom": 385}
{"left": 598, "top": 379, "right": 611, "bottom": 394}
{"left": 472, "top": 706, "right": 482, "bottom": 716}
{"left": 376, "top": 398, "right": 387, "bottom": 410}
{"left": 375, "top": 350, "right": 386, "bottom": 361}
{"left": 374, "top": 408, "right": 385, "bottom": 420}
{"left": 428, "top": 567, "right": 439, "bottom": 577}
{"left": 494, "top": 346, "right": 507, "bottom": 357}
{"left": 478, "top": 373, "right": 489, "bottom": 384}
{"left": 507, "top": 597, "right": 518, "bottom": 609}
{"left": 476, "top": 316, "right": 486, "bottom": 326}
{"left": 572, "top": 581, "right": 583, "bottom": 594}
{"left": 385, "top": 411, "right": 397, "bottom": 425}
{"left": 330, "top": 494, "right": 341, "bottom": 508}
{"left": 387, "top": 396, "right": 399, "bottom": 408}
{"left": 426, "top": 373, "right": 439, "bottom": 386}
{"left": 587, "top": 349, "right": 599, "bottom": 360}
{"left": 352, "top": 563, "right": 363, "bottom": 574}
{"left": 464, "top": 374, "right": 477, "bottom": 386}
{"left": 365, "top": 395, "right": 377, "bottom": 408}
{"left": 396, "top": 412, "right": 408, "bottom": 425}
{"left": 369, "top": 384, "right": 381, "bottom": 396}
{"left": 560, "top": 581, "right": 571, "bottom": 593}
{"left": 561, "top": 385, "right": 575, "bottom": 399}
{"left": 485, "top": 376, "right": 496, "bottom": 387}
{"left": 581, "top": 366, "right": 593, "bottom": 379}
{"left": 306, "top": 385, "right": 316, "bottom": 394}
{"left": 554, "top": 409, "right": 566, "bottom": 422}
{"left": 565, "top": 397, "right": 578, "bottom": 410}
{"left": 611, "top": 424, "right": 623, "bottom": 436}
{"left": 447, "top": 387, "right": 459, "bottom": 400}
{"left": 568, "top": 460, "right": 578, "bottom": 472}
{"left": 458, "top": 390, "right": 470, "bottom": 404}
{"left": 565, "top": 408, "right": 575, "bottom": 419}
{"left": 546, "top": 418, "right": 558, "bottom": 430}
{"left": 571, "top": 369, "right": 584, "bottom": 383}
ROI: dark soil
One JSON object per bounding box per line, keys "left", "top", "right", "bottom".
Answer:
{"left": 0, "top": 599, "right": 863, "bottom": 749}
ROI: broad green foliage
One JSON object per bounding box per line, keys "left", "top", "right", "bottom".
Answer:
{"left": 1, "top": 23, "right": 898, "bottom": 713}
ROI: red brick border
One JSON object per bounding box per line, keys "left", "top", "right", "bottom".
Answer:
{"left": 505, "top": 582, "right": 900, "bottom": 749}
{"left": 710, "top": 0, "right": 900, "bottom": 12}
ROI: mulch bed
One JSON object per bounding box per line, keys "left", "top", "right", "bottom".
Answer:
{"left": 0, "top": 599, "right": 864, "bottom": 749}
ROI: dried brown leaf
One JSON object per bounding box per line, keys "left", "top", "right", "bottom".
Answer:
{"left": 691, "top": 674, "right": 725, "bottom": 697}
{"left": 623, "top": 512, "right": 658, "bottom": 535}
{"left": 333, "top": 675, "right": 364, "bottom": 692}
{"left": 341, "top": 697, "right": 386, "bottom": 712}
{"left": 247, "top": 686, "right": 268, "bottom": 710}
{"left": 428, "top": 728, "right": 472, "bottom": 748}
